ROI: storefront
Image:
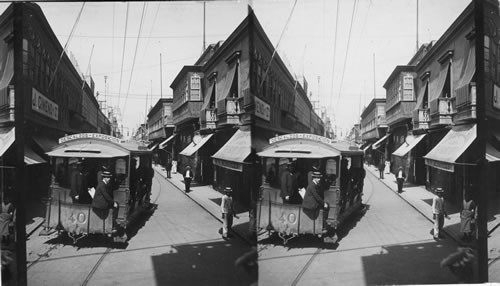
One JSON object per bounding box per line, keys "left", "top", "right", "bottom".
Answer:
{"left": 392, "top": 133, "right": 427, "bottom": 185}
{"left": 178, "top": 133, "right": 214, "bottom": 184}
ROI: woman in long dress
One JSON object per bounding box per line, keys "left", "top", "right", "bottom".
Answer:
{"left": 460, "top": 192, "right": 476, "bottom": 242}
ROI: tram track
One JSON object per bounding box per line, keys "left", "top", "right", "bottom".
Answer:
{"left": 287, "top": 166, "right": 375, "bottom": 285}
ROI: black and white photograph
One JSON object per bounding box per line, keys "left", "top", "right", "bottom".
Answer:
{"left": 0, "top": 0, "right": 499, "bottom": 285}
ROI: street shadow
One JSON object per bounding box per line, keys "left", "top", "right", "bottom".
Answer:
{"left": 361, "top": 241, "right": 476, "bottom": 285}
{"left": 335, "top": 204, "right": 370, "bottom": 244}
{"left": 151, "top": 239, "right": 256, "bottom": 286}
{"left": 43, "top": 204, "right": 158, "bottom": 249}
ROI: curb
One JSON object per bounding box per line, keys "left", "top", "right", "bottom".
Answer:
{"left": 153, "top": 167, "right": 254, "bottom": 246}
{"left": 364, "top": 165, "right": 461, "bottom": 244}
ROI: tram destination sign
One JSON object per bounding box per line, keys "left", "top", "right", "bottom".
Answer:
{"left": 270, "top": 133, "right": 335, "bottom": 145}
{"left": 59, "top": 133, "right": 123, "bottom": 144}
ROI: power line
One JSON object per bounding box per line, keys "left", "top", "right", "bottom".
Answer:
{"left": 122, "top": 2, "right": 147, "bottom": 115}
{"left": 328, "top": 0, "right": 340, "bottom": 113}
{"left": 118, "top": 2, "right": 130, "bottom": 108}
{"left": 49, "top": 2, "right": 86, "bottom": 89}
{"left": 335, "top": 0, "right": 358, "bottom": 111}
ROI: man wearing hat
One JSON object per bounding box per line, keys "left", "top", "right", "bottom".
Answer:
{"left": 302, "top": 171, "right": 329, "bottom": 232}
{"left": 396, "top": 166, "right": 406, "bottom": 193}
{"left": 432, "top": 188, "right": 449, "bottom": 239}
{"left": 92, "top": 170, "right": 118, "bottom": 221}
{"left": 220, "top": 187, "right": 239, "bottom": 239}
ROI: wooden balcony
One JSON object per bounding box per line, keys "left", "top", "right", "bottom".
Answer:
{"left": 200, "top": 108, "right": 218, "bottom": 130}
{"left": 412, "top": 108, "right": 430, "bottom": 130}
{"left": 0, "top": 87, "right": 15, "bottom": 123}
{"left": 216, "top": 97, "right": 242, "bottom": 126}
{"left": 385, "top": 101, "right": 416, "bottom": 126}
{"left": 429, "top": 97, "right": 455, "bottom": 126}
{"left": 172, "top": 101, "right": 202, "bottom": 125}
{"left": 454, "top": 83, "right": 476, "bottom": 123}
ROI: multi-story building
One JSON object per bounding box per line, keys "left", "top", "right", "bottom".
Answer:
{"left": 170, "top": 8, "right": 324, "bottom": 208}
{"left": 147, "top": 97, "right": 174, "bottom": 166}
{"left": 360, "top": 98, "right": 387, "bottom": 166}
{"left": 0, "top": 3, "right": 111, "bottom": 199}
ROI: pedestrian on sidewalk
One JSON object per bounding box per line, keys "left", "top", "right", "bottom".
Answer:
{"left": 221, "top": 187, "right": 239, "bottom": 239}
{"left": 432, "top": 188, "right": 449, "bottom": 239}
{"left": 165, "top": 159, "right": 172, "bottom": 179}
{"left": 396, "top": 166, "right": 406, "bottom": 193}
{"left": 378, "top": 159, "right": 385, "bottom": 179}
{"left": 460, "top": 191, "right": 476, "bottom": 242}
{"left": 183, "top": 166, "right": 193, "bottom": 193}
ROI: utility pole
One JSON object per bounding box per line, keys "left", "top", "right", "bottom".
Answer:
{"left": 203, "top": 1, "right": 206, "bottom": 52}
{"left": 13, "top": 3, "right": 27, "bottom": 285}
{"left": 475, "top": 0, "right": 488, "bottom": 282}
{"left": 373, "top": 53, "right": 376, "bottom": 99}
{"left": 416, "top": 0, "right": 419, "bottom": 52}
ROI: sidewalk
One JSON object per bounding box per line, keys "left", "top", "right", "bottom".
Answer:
{"left": 364, "top": 163, "right": 462, "bottom": 242}
{"left": 152, "top": 164, "right": 253, "bottom": 245}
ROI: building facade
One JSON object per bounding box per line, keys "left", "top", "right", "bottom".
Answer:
{"left": 147, "top": 97, "right": 174, "bottom": 166}
{"left": 0, "top": 3, "right": 111, "bottom": 199}
{"left": 360, "top": 98, "right": 387, "bottom": 166}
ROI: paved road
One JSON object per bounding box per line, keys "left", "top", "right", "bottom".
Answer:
{"left": 27, "top": 172, "right": 255, "bottom": 286}
{"left": 258, "top": 168, "right": 463, "bottom": 285}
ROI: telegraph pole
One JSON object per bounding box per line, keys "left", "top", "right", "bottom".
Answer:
{"left": 13, "top": 3, "right": 27, "bottom": 285}
{"left": 475, "top": 0, "right": 488, "bottom": 282}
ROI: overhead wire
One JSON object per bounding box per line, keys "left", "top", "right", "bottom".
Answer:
{"left": 49, "top": 2, "right": 86, "bottom": 89}
{"left": 117, "top": 2, "right": 130, "bottom": 109}
{"left": 328, "top": 0, "right": 340, "bottom": 123}
{"left": 334, "top": 0, "right": 358, "bottom": 117}
{"left": 258, "top": 0, "right": 298, "bottom": 92}
{"left": 122, "top": 2, "right": 148, "bottom": 115}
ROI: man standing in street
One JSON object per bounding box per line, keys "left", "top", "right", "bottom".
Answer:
{"left": 396, "top": 166, "right": 406, "bottom": 193}
{"left": 221, "top": 187, "right": 239, "bottom": 239}
{"left": 378, "top": 159, "right": 385, "bottom": 179}
{"left": 432, "top": 188, "right": 449, "bottom": 239}
{"left": 165, "top": 159, "right": 172, "bottom": 179}
{"left": 184, "top": 165, "right": 193, "bottom": 193}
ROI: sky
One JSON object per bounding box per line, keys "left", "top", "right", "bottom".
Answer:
{"left": 0, "top": 0, "right": 472, "bottom": 136}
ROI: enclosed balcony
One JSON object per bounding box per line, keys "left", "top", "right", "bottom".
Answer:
{"left": 454, "top": 83, "right": 476, "bottom": 123}
{"left": 217, "top": 97, "right": 242, "bottom": 125}
{"left": 429, "top": 97, "right": 455, "bottom": 126}
{"left": 412, "top": 108, "right": 430, "bottom": 130}
{"left": 385, "top": 101, "right": 416, "bottom": 126}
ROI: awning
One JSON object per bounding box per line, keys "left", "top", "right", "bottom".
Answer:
{"left": 486, "top": 143, "right": 500, "bottom": 162}
{"left": 179, "top": 133, "right": 214, "bottom": 157}
{"left": 212, "top": 130, "right": 251, "bottom": 172}
{"left": 201, "top": 82, "right": 215, "bottom": 111}
{"left": 428, "top": 63, "right": 449, "bottom": 102}
{"left": 456, "top": 44, "right": 475, "bottom": 89}
{"left": 33, "top": 135, "right": 58, "bottom": 152}
{"left": 215, "top": 64, "right": 236, "bottom": 102}
{"left": 392, "top": 134, "right": 426, "bottom": 157}
{"left": 372, "top": 134, "right": 389, "bottom": 150}
{"left": 159, "top": 134, "right": 176, "bottom": 149}
{"left": 149, "top": 143, "right": 159, "bottom": 151}
{"left": 363, "top": 143, "right": 372, "bottom": 152}
{"left": 424, "top": 124, "right": 476, "bottom": 172}
{"left": 414, "top": 81, "right": 429, "bottom": 110}
{"left": 0, "top": 126, "right": 15, "bottom": 157}
{"left": 25, "top": 145, "right": 46, "bottom": 165}
{"left": 46, "top": 142, "right": 129, "bottom": 158}
{"left": 0, "top": 47, "right": 14, "bottom": 102}
{"left": 257, "top": 141, "right": 341, "bottom": 159}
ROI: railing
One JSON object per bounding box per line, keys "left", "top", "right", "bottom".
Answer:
{"left": 429, "top": 97, "right": 455, "bottom": 115}
{"left": 412, "top": 108, "right": 430, "bottom": 129}
{"left": 455, "top": 83, "right": 476, "bottom": 108}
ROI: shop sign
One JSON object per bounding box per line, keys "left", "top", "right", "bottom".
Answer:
{"left": 32, "top": 88, "right": 58, "bottom": 120}
{"left": 255, "top": 96, "right": 270, "bottom": 121}
{"left": 59, "top": 133, "right": 122, "bottom": 144}
{"left": 213, "top": 158, "right": 243, "bottom": 172}
{"left": 270, "top": 133, "right": 335, "bottom": 145}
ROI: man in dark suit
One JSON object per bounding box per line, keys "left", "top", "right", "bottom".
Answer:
{"left": 302, "top": 171, "right": 329, "bottom": 232}
{"left": 70, "top": 161, "right": 90, "bottom": 204}
{"left": 165, "top": 160, "right": 172, "bottom": 178}
{"left": 280, "top": 162, "right": 301, "bottom": 204}
{"left": 184, "top": 166, "right": 193, "bottom": 193}
{"left": 91, "top": 170, "right": 117, "bottom": 221}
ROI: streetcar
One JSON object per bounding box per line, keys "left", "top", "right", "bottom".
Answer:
{"left": 256, "top": 133, "right": 365, "bottom": 244}
{"left": 41, "top": 133, "right": 153, "bottom": 243}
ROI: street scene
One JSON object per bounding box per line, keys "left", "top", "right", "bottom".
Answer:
{"left": 0, "top": 0, "right": 500, "bottom": 285}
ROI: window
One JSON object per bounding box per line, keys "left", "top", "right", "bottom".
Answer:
{"left": 190, "top": 74, "right": 201, "bottom": 101}
{"left": 402, "top": 75, "right": 414, "bottom": 101}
